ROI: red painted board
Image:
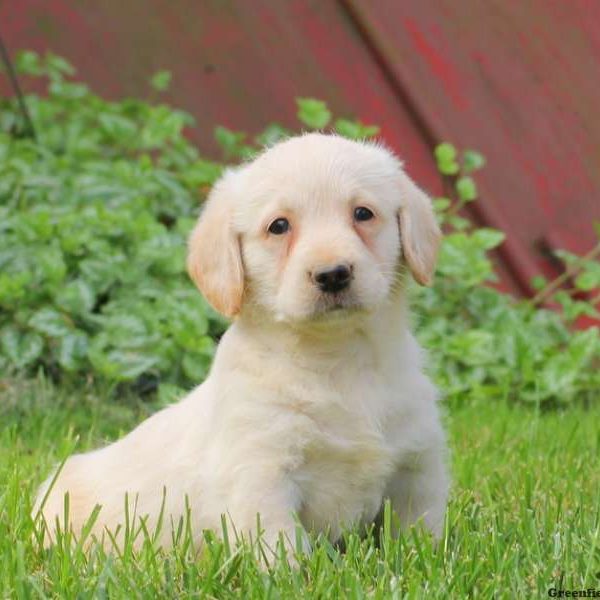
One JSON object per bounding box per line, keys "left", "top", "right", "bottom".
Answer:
{"left": 343, "top": 0, "right": 600, "bottom": 295}
{"left": 0, "top": 0, "right": 440, "bottom": 195}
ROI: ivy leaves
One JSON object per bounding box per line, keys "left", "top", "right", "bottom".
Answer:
{"left": 1, "top": 53, "right": 597, "bottom": 407}
{"left": 419, "top": 143, "right": 599, "bottom": 407}
{"left": 0, "top": 52, "right": 227, "bottom": 387}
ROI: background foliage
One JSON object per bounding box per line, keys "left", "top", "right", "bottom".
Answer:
{"left": 0, "top": 51, "right": 598, "bottom": 406}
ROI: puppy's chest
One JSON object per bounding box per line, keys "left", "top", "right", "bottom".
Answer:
{"left": 291, "top": 379, "right": 402, "bottom": 536}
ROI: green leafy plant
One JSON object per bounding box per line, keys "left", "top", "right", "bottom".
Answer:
{"left": 0, "top": 52, "right": 228, "bottom": 390}
{"left": 296, "top": 97, "right": 332, "bottom": 129}
{"left": 0, "top": 51, "right": 597, "bottom": 406}
{"left": 150, "top": 70, "right": 172, "bottom": 93}
{"left": 417, "top": 144, "right": 599, "bottom": 406}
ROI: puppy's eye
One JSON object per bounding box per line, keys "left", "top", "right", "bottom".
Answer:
{"left": 268, "top": 217, "right": 290, "bottom": 235}
{"left": 354, "top": 206, "right": 375, "bottom": 222}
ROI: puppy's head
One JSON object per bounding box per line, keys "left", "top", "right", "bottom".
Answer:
{"left": 188, "top": 134, "right": 440, "bottom": 322}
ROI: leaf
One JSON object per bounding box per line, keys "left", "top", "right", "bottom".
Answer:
{"left": 88, "top": 333, "right": 160, "bottom": 381}
{"left": 157, "top": 383, "right": 186, "bottom": 407}
{"left": 106, "top": 350, "right": 160, "bottom": 380}
{"left": 48, "top": 81, "right": 88, "bottom": 99}
{"left": 448, "top": 330, "right": 496, "bottom": 366}
{"left": 433, "top": 198, "right": 451, "bottom": 212}
{"left": 29, "top": 309, "right": 72, "bottom": 338}
{"left": 434, "top": 143, "right": 460, "bottom": 175}
{"left": 98, "top": 114, "right": 137, "bottom": 140}
{"left": 181, "top": 160, "right": 223, "bottom": 188}
{"left": 574, "top": 272, "right": 599, "bottom": 292}
{"left": 0, "top": 326, "right": 21, "bottom": 364}
{"left": 182, "top": 351, "right": 212, "bottom": 382}
{"left": 434, "top": 143, "right": 457, "bottom": 162}
{"left": 57, "top": 331, "right": 89, "bottom": 371}
{"left": 255, "top": 123, "right": 290, "bottom": 147}
{"left": 438, "top": 161, "right": 460, "bottom": 176}
{"left": 140, "top": 106, "right": 190, "bottom": 148}
{"left": 150, "top": 70, "right": 172, "bottom": 92}
{"left": 214, "top": 126, "right": 250, "bottom": 159}
{"left": 15, "top": 51, "right": 43, "bottom": 76}
{"left": 46, "top": 53, "right": 76, "bottom": 76}
{"left": 334, "top": 118, "right": 380, "bottom": 140}
{"left": 446, "top": 215, "right": 471, "bottom": 230}
{"left": 437, "top": 231, "right": 496, "bottom": 285}
{"left": 79, "top": 257, "right": 122, "bottom": 294}
{"left": 0, "top": 326, "right": 44, "bottom": 368}
{"left": 456, "top": 176, "right": 478, "bottom": 202}
{"left": 553, "top": 249, "right": 580, "bottom": 266}
{"left": 569, "top": 328, "right": 599, "bottom": 361}
{"left": 55, "top": 279, "right": 95, "bottom": 315}
{"left": 530, "top": 275, "right": 547, "bottom": 291}
{"left": 296, "top": 98, "right": 331, "bottom": 129}
{"left": 462, "top": 150, "right": 486, "bottom": 173}
{"left": 473, "top": 228, "right": 505, "bottom": 250}
{"left": 92, "top": 314, "right": 150, "bottom": 348}
{"left": 574, "top": 261, "right": 600, "bottom": 292}
{"left": 18, "top": 332, "right": 44, "bottom": 368}
{"left": 0, "top": 273, "right": 30, "bottom": 305}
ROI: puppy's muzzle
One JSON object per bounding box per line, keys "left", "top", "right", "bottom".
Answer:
{"left": 312, "top": 263, "right": 353, "bottom": 294}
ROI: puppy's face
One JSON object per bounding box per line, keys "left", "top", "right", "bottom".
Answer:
{"left": 188, "top": 134, "right": 440, "bottom": 323}
{"left": 236, "top": 144, "right": 404, "bottom": 322}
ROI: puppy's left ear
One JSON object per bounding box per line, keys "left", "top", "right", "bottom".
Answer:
{"left": 397, "top": 174, "right": 442, "bottom": 286}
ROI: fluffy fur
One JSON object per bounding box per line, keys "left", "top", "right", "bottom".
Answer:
{"left": 34, "top": 133, "right": 449, "bottom": 557}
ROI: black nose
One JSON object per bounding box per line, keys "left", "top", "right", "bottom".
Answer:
{"left": 313, "top": 264, "right": 353, "bottom": 294}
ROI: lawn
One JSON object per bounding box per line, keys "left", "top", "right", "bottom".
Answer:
{"left": 1, "top": 377, "right": 598, "bottom": 598}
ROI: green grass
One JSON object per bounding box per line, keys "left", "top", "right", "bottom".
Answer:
{"left": 1, "top": 376, "right": 599, "bottom": 598}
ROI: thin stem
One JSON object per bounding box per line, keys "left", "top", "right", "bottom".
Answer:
{"left": 0, "top": 33, "right": 37, "bottom": 140}
{"left": 529, "top": 241, "right": 600, "bottom": 307}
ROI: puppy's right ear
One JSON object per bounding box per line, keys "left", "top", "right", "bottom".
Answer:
{"left": 187, "top": 169, "right": 244, "bottom": 318}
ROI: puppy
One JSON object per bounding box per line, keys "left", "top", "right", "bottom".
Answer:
{"left": 34, "top": 133, "right": 449, "bottom": 558}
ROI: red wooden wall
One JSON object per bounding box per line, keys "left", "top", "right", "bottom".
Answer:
{"left": 1, "top": 0, "right": 599, "bottom": 296}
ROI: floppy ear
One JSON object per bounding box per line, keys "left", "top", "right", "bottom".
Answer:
{"left": 397, "top": 174, "right": 442, "bottom": 286}
{"left": 187, "top": 170, "right": 245, "bottom": 318}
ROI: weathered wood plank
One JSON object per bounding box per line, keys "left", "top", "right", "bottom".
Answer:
{"left": 343, "top": 0, "right": 600, "bottom": 293}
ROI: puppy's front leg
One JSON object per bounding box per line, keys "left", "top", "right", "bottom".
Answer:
{"left": 222, "top": 472, "right": 309, "bottom": 565}
{"left": 384, "top": 447, "right": 449, "bottom": 539}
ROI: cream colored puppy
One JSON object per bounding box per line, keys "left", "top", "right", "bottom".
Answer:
{"left": 34, "top": 133, "right": 449, "bottom": 557}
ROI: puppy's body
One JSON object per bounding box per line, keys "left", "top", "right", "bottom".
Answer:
{"left": 35, "top": 134, "right": 449, "bottom": 553}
